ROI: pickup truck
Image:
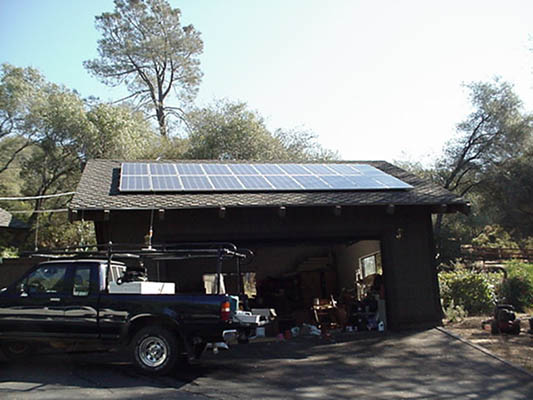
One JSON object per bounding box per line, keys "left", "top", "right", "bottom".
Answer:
{"left": 0, "top": 257, "right": 250, "bottom": 375}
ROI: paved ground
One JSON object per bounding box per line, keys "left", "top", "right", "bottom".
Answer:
{"left": 0, "top": 329, "right": 532, "bottom": 399}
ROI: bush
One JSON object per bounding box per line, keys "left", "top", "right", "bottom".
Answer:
{"left": 499, "top": 261, "right": 533, "bottom": 312}
{"left": 439, "top": 265, "right": 498, "bottom": 315}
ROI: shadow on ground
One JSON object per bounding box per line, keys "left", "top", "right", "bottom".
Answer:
{"left": 0, "top": 329, "right": 532, "bottom": 399}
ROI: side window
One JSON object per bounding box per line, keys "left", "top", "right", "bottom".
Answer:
{"left": 25, "top": 265, "right": 68, "bottom": 295}
{"left": 73, "top": 266, "right": 92, "bottom": 297}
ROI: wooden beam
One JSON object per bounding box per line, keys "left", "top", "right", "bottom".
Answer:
{"left": 333, "top": 205, "right": 342, "bottom": 216}
{"left": 386, "top": 204, "right": 395, "bottom": 215}
{"left": 218, "top": 206, "right": 226, "bottom": 219}
{"left": 103, "top": 209, "right": 110, "bottom": 221}
{"left": 158, "top": 209, "right": 165, "bottom": 221}
{"left": 278, "top": 206, "right": 286, "bottom": 218}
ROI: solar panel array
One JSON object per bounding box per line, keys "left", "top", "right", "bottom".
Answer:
{"left": 119, "top": 162, "right": 413, "bottom": 192}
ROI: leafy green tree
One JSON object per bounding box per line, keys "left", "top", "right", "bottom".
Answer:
{"left": 433, "top": 79, "right": 533, "bottom": 258}
{"left": 0, "top": 63, "right": 159, "bottom": 250}
{"left": 0, "top": 64, "right": 44, "bottom": 173}
{"left": 84, "top": 0, "right": 203, "bottom": 137}
{"left": 184, "top": 99, "right": 338, "bottom": 161}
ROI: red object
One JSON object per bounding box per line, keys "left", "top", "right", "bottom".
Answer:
{"left": 220, "top": 301, "right": 231, "bottom": 321}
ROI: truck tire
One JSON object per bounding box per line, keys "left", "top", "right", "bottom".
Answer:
{"left": 1, "top": 342, "right": 33, "bottom": 360}
{"left": 131, "top": 326, "right": 179, "bottom": 375}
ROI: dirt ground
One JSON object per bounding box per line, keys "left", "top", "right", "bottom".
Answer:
{"left": 444, "top": 314, "right": 533, "bottom": 372}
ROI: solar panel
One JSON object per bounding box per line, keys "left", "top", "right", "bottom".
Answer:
{"left": 238, "top": 175, "right": 272, "bottom": 189}
{"left": 202, "top": 164, "right": 231, "bottom": 175}
{"left": 151, "top": 175, "right": 181, "bottom": 191}
{"left": 150, "top": 163, "right": 175, "bottom": 175}
{"left": 264, "top": 175, "right": 302, "bottom": 190}
{"left": 176, "top": 164, "right": 204, "bottom": 175}
{"left": 181, "top": 176, "right": 212, "bottom": 190}
{"left": 122, "top": 162, "right": 148, "bottom": 175}
{"left": 119, "top": 162, "right": 412, "bottom": 192}
{"left": 228, "top": 164, "right": 259, "bottom": 175}
{"left": 121, "top": 175, "right": 150, "bottom": 191}
{"left": 210, "top": 175, "right": 243, "bottom": 190}
{"left": 254, "top": 164, "right": 284, "bottom": 174}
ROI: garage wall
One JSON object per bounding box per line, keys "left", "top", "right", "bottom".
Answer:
{"left": 334, "top": 240, "right": 380, "bottom": 292}
{"left": 92, "top": 205, "right": 442, "bottom": 330}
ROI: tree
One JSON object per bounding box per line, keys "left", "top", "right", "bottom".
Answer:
{"left": 84, "top": 0, "right": 203, "bottom": 137}
{"left": 432, "top": 79, "right": 533, "bottom": 258}
{"left": 0, "top": 64, "right": 44, "bottom": 173}
{"left": 435, "top": 79, "right": 532, "bottom": 196}
{"left": 184, "top": 99, "right": 339, "bottom": 161}
{"left": 0, "top": 64, "right": 160, "bottom": 250}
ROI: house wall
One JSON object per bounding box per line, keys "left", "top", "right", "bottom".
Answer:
{"left": 92, "top": 205, "right": 442, "bottom": 330}
{"left": 334, "top": 240, "right": 381, "bottom": 292}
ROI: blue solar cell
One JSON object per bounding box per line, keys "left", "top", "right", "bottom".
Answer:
{"left": 254, "top": 164, "right": 284, "bottom": 174}
{"left": 279, "top": 164, "right": 310, "bottom": 174}
{"left": 151, "top": 176, "right": 181, "bottom": 190}
{"left": 350, "top": 164, "right": 382, "bottom": 175}
{"left": 176, "top": 164, "right": 204, "bottom": 175}
{"left": 264, "top": 175, "right": 302, "bottom": 190}
{"left": 210, "top": 175, "right": 243, "bottom": 190}
{"left": 320, "top": 175, "right": 356, "bottom": 189}
{"left": 122, "top": 162, "right": 148, "bottom": 175}
{"left": 292, "top": 175, "right": 330, "bottom": 189}
{"left": 181, "top": 176, "right": 212, "bottom": 190}
{"left": 303, "top": 164, "right": 335, "bottom": 175}
{"left": 373, "top": 175, "right": 412, "bottom": 188}
{"left": 327, "top": 164, "right": 360, "bottom": 175}
{"left": 202, "top": 164, "right": 231, "bottom": 175}
{"left": 150, "top": 163, "right": 176, "bottom": 175}
{"left": 238, "top": 175, "right": 272, "bottom": 189}
{"left": 121, "top": 175, "right": 150, "bottom": 191}
{"left": 228, "top": 164, "right": 259, "bottom": 175}
{"left": 346, "top": 176, "right": 387, "bottom": 189}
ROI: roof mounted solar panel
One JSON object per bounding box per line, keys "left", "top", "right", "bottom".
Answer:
{"left": 119, "top": 162, "right": 413, "bottom": 193}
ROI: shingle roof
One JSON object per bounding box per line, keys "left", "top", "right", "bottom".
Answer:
{"left": 0, "top": 208, "right": 28, "bottom": 229}
{"left": 70, "top": 159, "right": 468, "bottom": 212}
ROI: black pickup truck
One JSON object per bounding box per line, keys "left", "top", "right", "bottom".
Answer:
{"left": 0, "top": 249, "right": 253, "bottom": 375}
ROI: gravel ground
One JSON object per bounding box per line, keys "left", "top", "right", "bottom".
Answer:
{"left": 444, "top": 314, "right": 533, "bottom": 372}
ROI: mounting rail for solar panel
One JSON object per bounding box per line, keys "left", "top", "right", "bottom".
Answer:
{"left": 26, "top": 242, "right": 254, "bottom": 295}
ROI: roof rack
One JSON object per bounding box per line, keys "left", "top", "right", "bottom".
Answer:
{"left": 24, "top": 242, "right": 254, "bottom": 295}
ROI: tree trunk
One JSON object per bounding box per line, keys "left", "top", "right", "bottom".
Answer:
{"left": 156, "top": 106, "right": 167, "bottom": 137}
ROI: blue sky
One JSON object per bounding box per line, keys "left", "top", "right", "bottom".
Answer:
{"left": 1, "top": 0, "right": 532, "bottom": 164}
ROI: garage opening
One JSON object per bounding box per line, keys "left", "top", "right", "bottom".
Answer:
{"left": 162, "top": 239, "right": 387, "bottom": 337}
{"left": 247, "top": 239, "right": 387, "bottom": 335}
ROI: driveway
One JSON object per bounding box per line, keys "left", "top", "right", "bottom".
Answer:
{"left": 0, "top": 329, "right": 531, "bottom": 399}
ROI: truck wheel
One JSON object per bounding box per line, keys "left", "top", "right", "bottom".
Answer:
{"left": 1, "top": 342, "right": 33, "bottom": 360}
{"left": 131, "top": 326, "right": 179, "bottom": 375}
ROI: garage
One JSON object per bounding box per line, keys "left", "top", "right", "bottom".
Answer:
{"left": 70, "top": 159, "right": 469, "bottom": 331}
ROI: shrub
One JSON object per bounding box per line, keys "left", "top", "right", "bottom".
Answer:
{"left": 439, "top": 265, "right": 497, "bottom": 315}
{"left": 499, "top": 261, "right": 533, "bottom": 312}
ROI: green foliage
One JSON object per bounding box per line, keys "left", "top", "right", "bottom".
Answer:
{"left": 184, "top": 99, "right": 339, "bottom": 161}
{"left": 84, "top": 0, "right": 203, "bottom": 136}
{"left": 443, "top": 300, "right": 467, "bottom": 323}
{"left": 471, "top": 225, "right": 520, "bottom": 249}
{"left": 499, "top": 261, "right": 533, "bottom": 312}
{"left": 0, "top": 247, "right": 18, "bottom": 259}
{"left": 439, "top": 265, "right": 498, "bottom": 315}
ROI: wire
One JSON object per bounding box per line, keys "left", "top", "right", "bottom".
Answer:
{"left": 0, "top": 192, "right": 76, "bottom": 201}
{"left": 8, "top": 208, "right": 69, "bottom": 214}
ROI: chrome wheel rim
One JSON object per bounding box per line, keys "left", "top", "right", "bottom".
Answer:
{"left": 138, "top": 336, "right": 168, "bottom": 368}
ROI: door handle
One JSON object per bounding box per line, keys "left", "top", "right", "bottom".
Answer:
{"left": 50, "top": 298, "right": 61, "bottom": 302}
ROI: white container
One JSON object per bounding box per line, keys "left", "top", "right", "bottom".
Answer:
{"left": 109, "top": 281, "right": 175, "bottom": 295}
{"left": 234, "top": 311, "right": 261, "bottom": 324}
